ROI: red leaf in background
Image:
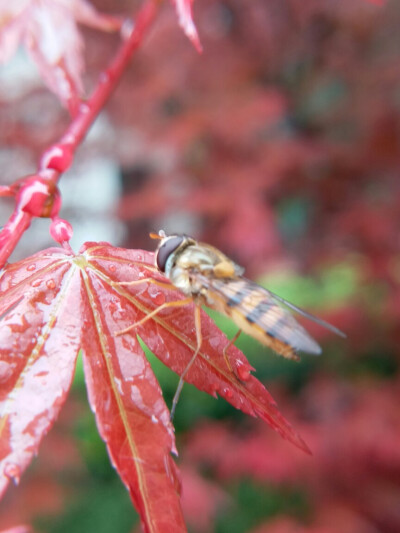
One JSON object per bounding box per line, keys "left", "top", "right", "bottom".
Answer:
{"left": 172, "top": 0, "right": 202, "bottom": 52}
{"left": 0, "top": 242, "right": 309, "bottom": 531}
{"left": 184, "top": 379, "right": 400, "bottom": 533}
{"left": 179, "top": 466, "right": 228, "bottom": 531}
{"left": 0, "top": 0, "right": 120, "bottom": 109}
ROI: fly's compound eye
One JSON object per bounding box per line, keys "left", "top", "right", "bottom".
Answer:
{"left": 156, "top": 236, "right": 185, "bottom": 272}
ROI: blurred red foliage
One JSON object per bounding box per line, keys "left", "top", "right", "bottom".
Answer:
{"left": 111, "top": 0, "right": 400, "bottom": 274}
{"left": 183, "top": 377, "right": 400, "bottom": 532}
{"left": 1, "top": 0, "right": 399, "bottom": 531}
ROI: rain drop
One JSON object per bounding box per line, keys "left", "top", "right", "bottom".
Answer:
{"left": 151, "top": 291, "right": 165, "bottom": 306}
{"left": 26, "top": 263, "right": 36, "bottom": 272}
{"left": 236, "top": 360, "right": 251, "bottom": 381}
{"left": 46, "top": 279, "right": 56, "bottom": 290}
{"left": 109, "top": 264, "right": 116, "bottom": 273}
{"left": 31, "top": 279, "right": 42, "bottom": 288}
{"left": 222, "top": 387, "right": 233, "bottom": 399}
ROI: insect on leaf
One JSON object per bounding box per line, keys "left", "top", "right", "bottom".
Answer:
{"left": 88, "top": 243, "right": 310, "bottom": 454}
{"left": 0, "top": 241, "right": 310, "bottom": 532}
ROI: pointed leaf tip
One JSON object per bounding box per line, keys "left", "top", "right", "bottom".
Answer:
{"left": 173, "top": 0, "right": 202, "bottom": 52}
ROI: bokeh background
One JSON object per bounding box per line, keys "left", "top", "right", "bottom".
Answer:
{"left": 1, "top": 0, "right": 400, "bottom": 532}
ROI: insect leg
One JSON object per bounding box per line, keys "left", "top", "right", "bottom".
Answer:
{"left": 222, "top": 329, "right": 242, "bottom": 374}
{"left": 116, "top": 297, "right": 193, "bottom": 335}
{"left": 112, "top": 277, "right": 175, "bottom": 290}
{"left": 170, "top": 304, "right": 202, "bottom": 421}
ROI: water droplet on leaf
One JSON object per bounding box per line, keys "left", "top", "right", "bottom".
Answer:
{"left": 109, "top": 264, "right": 116, "bottom": 273}
{"left": 31, "top": 279, "right": 42, "bottom": 288}
{"left": 46, "top": 279, "right": 56, "bottom": 289}
{"left": 236, "top": 360, "right": 251, "bottom": 381}
{"left": 151, "top": 291, "right": 165, "bottom": 305}
{"left": 26, "top": 264, "right": 36, "bottom": 272}
{"left": 222, "top": 387, "right": 233, "bottom": 399}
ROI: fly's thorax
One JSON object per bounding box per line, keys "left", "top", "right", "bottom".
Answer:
{"left": 168, "top": 265, "right": 199, "bottom": 296}
{"left": 168, "top": 245, "right": 214, "bottom": 296}
{"left": 175, "top": 243, "right": 231, "bottom": 274}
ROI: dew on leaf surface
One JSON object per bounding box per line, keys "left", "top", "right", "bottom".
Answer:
{"left": 46, "top": 279, "right": 56, "bottom": 289}
{"left": 149, "top": 290, "right": 165, "bottom": 306}
{"left": 222, "top": 387, "right": 233, "bottom": 399}
{"left": 236, "top": 360, "right": 251, "bottom": 381}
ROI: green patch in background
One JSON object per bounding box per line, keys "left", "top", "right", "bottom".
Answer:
{"left": 214, "top": 480, "right": 308, "bottom": 533}
{"left": 36, "top": 477, "right": 137, "bottom": 533}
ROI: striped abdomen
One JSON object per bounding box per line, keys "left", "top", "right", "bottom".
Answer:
{"left": 205, "top": 278, "right": 322, "bottom": 360}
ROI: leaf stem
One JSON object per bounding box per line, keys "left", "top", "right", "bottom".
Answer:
{"left": 59, "top": 0, "right": 160, "bottom": 150}
{"left": 0, "top": 210, "right": 32, "bottom": 268}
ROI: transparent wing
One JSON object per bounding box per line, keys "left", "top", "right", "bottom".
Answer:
{"left": 204, "top": 276, "right": 344, "bottom": 356}
{"left": 269, "top": 291, "right": 346, "bottom": 338}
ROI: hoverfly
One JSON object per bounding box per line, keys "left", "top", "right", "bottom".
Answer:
{"left": 117, "top": 231, "right": 345, "bottom": 418}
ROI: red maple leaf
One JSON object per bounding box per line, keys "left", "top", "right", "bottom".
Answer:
{"left": 0, "top": 242, "right": 308, "bottom": 532}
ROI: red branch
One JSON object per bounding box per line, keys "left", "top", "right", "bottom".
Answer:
{"left": 0, "top": 0, "right": 160, "bottom": 269}
{"left": 0, "top": 210, "right": 32, "bottom": 263}
{"left": 59, "top": 0, "right": 160, "bottom": 149}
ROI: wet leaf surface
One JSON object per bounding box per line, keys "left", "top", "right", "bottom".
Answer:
{"left": 0, "top": 242, "right": 310, "bottom": 532}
